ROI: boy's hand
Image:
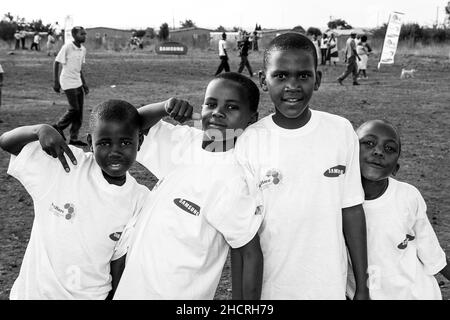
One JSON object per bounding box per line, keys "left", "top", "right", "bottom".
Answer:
{"left": 164, "top": 97, "right": 195, "bottom": 123}
{"left": 53, "top": 82, "right": 61, "bottom": 93}
{"left": 353, "top": 289, "right": 370, "bottom": 300}
{"left": 83, "top": 84, "right": 89, "bottom": 96}
{"left": 38, "top": 125, "right": 77, "bottom": 172}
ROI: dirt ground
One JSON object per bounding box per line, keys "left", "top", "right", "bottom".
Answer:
{"left": 0, "top": 47, "right": 449, "bottom": 300}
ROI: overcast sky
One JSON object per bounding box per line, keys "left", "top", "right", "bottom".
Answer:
{"left": 2, "top": 0, "right": 448, "bottom": 31}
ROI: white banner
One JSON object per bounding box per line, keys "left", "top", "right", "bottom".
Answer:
{"left": 64, "top": 15, "right": 74, "bottom": 44}
{"left": 378, "top": 12, "right": 404, "bottom": 69}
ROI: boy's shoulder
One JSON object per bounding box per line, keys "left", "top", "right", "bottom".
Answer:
{"left": 390, "top": 177, "right": 423, "bottom": 199}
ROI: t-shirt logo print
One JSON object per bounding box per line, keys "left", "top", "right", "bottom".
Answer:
{"left": 259, "top": 169, "right": 282, "bottom": 190}
{"left": 109, "top": 232, "right": 122, "bottom": 241}
{"left": 397, "top": 234, "right": 415, "bottom": 249}
{"left": 174, "top": 198, "right": 201, "bottom": 216}
{"left": 323, "top": 165, "right": 346, "bottom": 177}
{"left": 49, "top": 202, "right": 75, "bottom": 220}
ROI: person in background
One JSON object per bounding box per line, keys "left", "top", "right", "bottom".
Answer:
{"left": 53, "top": 26, "right": 89, "bottom": 147}
{"left": 214, "top": 32, "right": 230, "bottom": 76}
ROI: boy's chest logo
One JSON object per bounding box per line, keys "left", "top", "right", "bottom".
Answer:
{"left": 174, "top": 198, "right": 201, "bottom": 216}
{"left": 49, "top": 202, "right": 76, "bottom": 221}
{"left": 323, "top": 165, "right": 346, "bottom": 177}
{"left": 109, "top": 232, "right": 122, "bottom": 241}
{"left": 397, "top": 234, "right": 415, "bottom": 249}
{"left": 259, "top": 169, "right": 282, "bottom": 190}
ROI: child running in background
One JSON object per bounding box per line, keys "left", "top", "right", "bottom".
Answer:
{"left": 113, "top": 72, "right": 263, "bottom": 300}
{"left": 234, "top": 32, "right": 370, "bottom": 300}
{"left": 347, "top": 119, "right": 450, "bottom": 299}
{"left": 0, "top": 100, "right": 149, "bottom": 299}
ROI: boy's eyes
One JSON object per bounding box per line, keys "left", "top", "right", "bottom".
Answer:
{"left": 361, "top": 140, "right": 375, "bottom": 147}
{"left": 202, "top": 103, "right": 240, "bottom": 110}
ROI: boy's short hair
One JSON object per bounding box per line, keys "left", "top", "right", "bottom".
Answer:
{"left": 358, "top": 119, "right": 402, "bottom": 156}
{"left": 71, "top": 26, "right": 84, "bottom": 37}
{"left": 264, "top": 32, "right": 318, "bottom": 70}
{"left": 214, "top": 72, "right": 259, "bottom": 113}
{"left": 361, "top": 35, "right": 368, "bottom": 42}
{"left": 89, "top": 99, "right": 141, "bottom": 132}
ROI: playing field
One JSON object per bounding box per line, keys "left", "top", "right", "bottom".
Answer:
{"left": 0, "top": 47, "right": 449, "bottom": 299}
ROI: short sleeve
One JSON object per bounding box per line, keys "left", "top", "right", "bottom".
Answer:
{"left": 55, "top": 44, "right": 67, "bottom": 64}
{"left": 204, "top": 173, "right": 263, "bottom": 249}
{"left": 7, "top": 141, "right": 63, "bottom": 200}
{"left": 412, "top": 189, "right": 447, "bottom": 275}
{"left": 341, "top": 123, "right": 364, "bottom": 208}
{"left": 136, "top": 120, "right": 196, "bottom": 179}
{"left": 0, "top": 64, "right": 4, "bottom": 73}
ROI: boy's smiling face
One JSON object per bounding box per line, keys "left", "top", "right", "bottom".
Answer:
{"left": 87, "top": 119, "right": 142, "bottom": 185}
{"left": 261, "top": 48, "right": 321, "bottom": 128}
{"left": 357, "top": 121, "right": 401, "bottom": 182}
{"left": 201, "top": 78, "right": 256, "bottom": 142}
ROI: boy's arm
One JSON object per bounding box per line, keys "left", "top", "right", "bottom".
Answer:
{"left": 439, "top": 258, "right": 450, "bottom": 280}
{"left": 231, "top": 234, "right": 263, "bottom": 300}
{"left": 342, "top": 204, "right": 370, "bottom": 300}
{"left": 53, "top": 61, "right": 61, "bottom": 92}
{"left": 0, "top": 124, "right": 76, "bottom": 171}
{"left": 80, "top": 71, "right": 89, "bottom": 95}
{"left": 106, "top": 254, "right": 126, "bottom": 300}
{"left": 231, "top": 248, "right": 243, "bottom": 299}
{"left": 138, "top": 97, "right": 195, "bottom": 131}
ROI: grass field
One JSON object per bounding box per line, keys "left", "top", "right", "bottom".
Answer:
{"left": 0, "top": 47, "right": 449, "bottom": 300}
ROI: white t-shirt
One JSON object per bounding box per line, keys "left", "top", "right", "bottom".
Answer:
{"left": 218, "top": 39, "right": 227, "bottom": 57}
{"left": 235, "top": 110, "right": 365, "bottom": 299}
{"left": 0, "top": 63, "right": 4, "bottom": 73}
{"left": 55, "top": 42, "right": 86, "bottom": 90}
{"left": 7, "top": 141, "right": 149, "bottom": 300}
{"left": 347, "top": 178, "right": 447, "bottom": 300}
{"left": 113, "top": 121, "right": 262, "bottom": 300}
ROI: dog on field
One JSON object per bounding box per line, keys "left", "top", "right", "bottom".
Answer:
{"left": 400, "top": 68, "right": 417, "bottom": 79}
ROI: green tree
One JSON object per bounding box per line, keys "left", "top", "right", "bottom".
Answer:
{"left": 180, "top": 19, "right": 196, "bottom": 28}
{"left": 215, "top": 25, "right": 227, "bottom": 32}
{"left": 158, "top": 22, "right": 169, "bottom": 41}
{"left": 291, "top": 25, "right": 305, "bottom": 34}
{"left": 306, "top": 27, "right": 322, "bottom": 37}
{"left": 145, "top": 27, "right": 156, "bottom": 39}
{"left": 231, "top": 26, "right": 240, "bottom": 32}
{"left": 327, "top": 19, "right": 352, "bottom": 30}
{"left": 132, "top": 29, "right": 146, "bottom": 38}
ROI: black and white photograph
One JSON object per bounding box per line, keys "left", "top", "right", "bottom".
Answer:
{"left": 0, "top": 0, "right": 449, "bottom": 307}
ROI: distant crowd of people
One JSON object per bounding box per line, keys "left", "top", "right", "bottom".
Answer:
{"left": 13, "top": 22, "right": 63, "bottom": 56}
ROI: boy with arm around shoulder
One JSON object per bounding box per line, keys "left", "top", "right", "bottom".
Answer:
{"left": 113, "top": 72, "right": 263, "bottom": 300}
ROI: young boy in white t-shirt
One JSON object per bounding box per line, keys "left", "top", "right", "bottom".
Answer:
{"left": 0, "top": 100, "right": 149, "bottom": 299}
{"left": 234, "top": 32, "right": 370, "bottom": 299}
{"left": 113, "top": 72, "right": 263, "bottom": 300}
{"left": 346, "top": 119, "right": 450, "bottom": 299}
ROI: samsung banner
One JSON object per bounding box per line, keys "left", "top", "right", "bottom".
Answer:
{"left": 378, "top": 12, "right": 404, "bottom": 69}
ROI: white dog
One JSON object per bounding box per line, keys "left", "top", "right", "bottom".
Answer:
{"left": 400, "top": 68, "right": 417, "bottom": 79}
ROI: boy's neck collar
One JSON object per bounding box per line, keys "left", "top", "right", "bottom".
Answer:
{"left": 101, "top": 170, "right": 126, "bottom": 186}
{"left": 201, "top": 137, "right": 236, "bottom": 152}
{"left": 72, "top": 41, "right": 82, "bottom": 48}
{"left": 272, "top": 107, "right": 311, "bottom": 129}
{"left": 362, "top": 177, "right": 389, "bottom": 200}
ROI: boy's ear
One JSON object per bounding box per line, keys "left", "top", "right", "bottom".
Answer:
{"left": 314, "top": 70, "right": 322, "bottom": 91}
{"left": 87, "top": 134, "right": 93, "bottom": 152}
{"left": 258, "top": 70, "right": 268, "bottom": 92}
{"left": 137, "top": 132, "right": 144, "bottom": 151}
{"left": 249, "top": 112, "right": 259, "bottom": 125}
{"left": 392, "top": 163, "right": 400, "bottom": 176}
